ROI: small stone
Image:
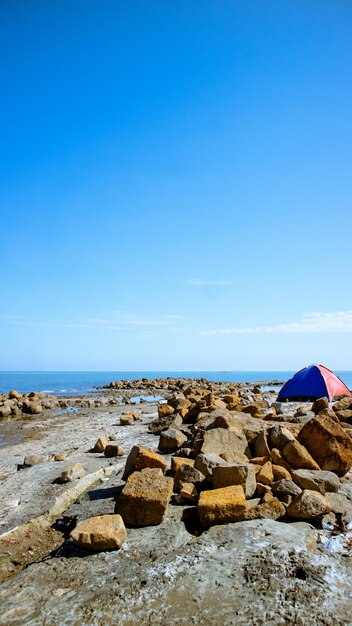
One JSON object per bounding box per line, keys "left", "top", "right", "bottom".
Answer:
{"left": 23, "top": 455, "right": 46, "bottom": 467}
{"left": 179, "top": 482, "right": 198, "bottom": 502}
{"left": 198, "top": 485, "right": 246, "bottom": 528}
{"left": 256, "top": 461, "right": 274, "bottom": 485}
{"left": 54, "top": 451, "right": 70, "bottom": 462}
{"left": 60, "top": 463, "right": 85, "bottom": 483}
{"left": 287, "top": 489, "right": 332, "bottom": 519}
{"left": 70, "top": 514, "right": 126, "bottom": 551}
{"left": 272, "top": 465, "right": 292, "bottom": 481}
{"left": 93, "top": 437, "right": 110, "bottom": 453}
{"left": 120, "top": 414, "right": 134, "bottom": 425}
{"left": 109, "top": 434, "right": 118, "bottom": 441}
{"left": 104, "top": 444, "right": 125, "bottom": 457}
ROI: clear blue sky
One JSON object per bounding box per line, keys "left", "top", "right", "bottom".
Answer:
{"left": 1, "top": 1, "right": 352, "bottom": 371}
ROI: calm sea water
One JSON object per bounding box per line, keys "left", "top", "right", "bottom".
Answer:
{"left": 1, "top": 371, "right": 352, "bottom": 396}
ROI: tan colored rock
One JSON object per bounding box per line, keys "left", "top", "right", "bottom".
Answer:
{"left": 249, "top": 456, "right": 271, "bottom": 465}
{"left": 256, "top": 483, "right": 272, "bottom": 498}
{"left": 54, "top": 451, "right": 70, "bottom": 462}
{"left": 159, "top": 428, "right": 188, "bottom": 453}
{"left": 120, "top": 414, "right": 134, "bottom": 426}
{"left": 171, "top": 456, "right": 195, "bottom": 474}
{"left": 198, "top": 485, "right": 246, "bottom": 527}
{"left": 244, "top": 497, "right": 285, "bottom": 521}
{"left": 270, "top": 448, "right": 292, "bottom": 471}
{"left": 256, "top": 461, "right": 274, "bottom": 485}
{"left": 312, "top": 397, "right": 329, "bottom": 413}
{"left": 272, "top": 464, "right": 292, "bottom": 481}
{"left": 93, "top": 436, "right": 110, "bottom": 453}
{"left": 0, "top": 405, "right": 12, "bottom": 418}
{"left": 333, "top": 397, "right": 352, "bottom": 412}
{"left": 179, "top": 482, "right": 198, "bottom": 502}
{"left": 283, "top": 440, "right": 320, "bottom": 471}
{"left": 115, "top": 468, "right": 173, "bottom": 526}
{"left": 122, "top": 445, "right": 168, "bottom": 480}
{"left": 212, "top": 463, "right": 256, "bottom": 498}
{"left": 23, "top": 455, "right": 46, "bottom": 467}
{"left": 198, "top": 428, "right": 250, "bottom": 460}
{"left": 158, "top": 403, "right": 175, "bottom": 418}
{"left": 70, "top": 514, "right": 126, "bottom": 551}
{"left": 9, "top": 390, "right": 21, "bottom": 400}
{"left": 298, "top": 414, "right": 352, "bottom": 476}
{"left": 287, "top": 489, "right": 332, "bottom": 519}
{"left": 60, "top": 463, "right": 85, "bottom": 483}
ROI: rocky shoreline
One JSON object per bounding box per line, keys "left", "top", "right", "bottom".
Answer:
{"left": 1, "top": 378, "right": 352, "bottom": 625}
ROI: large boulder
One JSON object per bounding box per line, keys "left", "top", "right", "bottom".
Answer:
{"left": 70, "top": 514, "right": 127, "bottom": 551}
{"left": 287, "top": 489, "right": 332, "bottom": 519}
{"left": 122, "top": 445, "right": 168, "bottom": 480}
{"left": 212, "top": 462, "right": 256, "bottom": 498}
{"left": 196, "top": 428, "right": 250, "bottom": 460}
{"left": 198, "top": 485, "right": 246, "bottom": 528}
{"left": 148, "top": 413, "right": 183, "bottom": 435}
{"left": 291, "top": 469, "right": 339, "bottom": 495}
{"left": 298, "top": 414, "right": 352, "bottom": 476}
{"left": 116, "top": 468, "right": 173, "bottom": 526}
{"left": 283, "top": 440, "right": 320, "bottom": 470}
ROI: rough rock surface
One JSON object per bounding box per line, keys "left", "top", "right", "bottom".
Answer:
{"left": 298, "top": 414, "right": 352, "bottom": 476}
{"left": 70, "top": 514, "right": 127, "bottom": 551}
{"left": 287, "top": 489, "right": 332, "bottom": 519}
{"left": 198, "top": 485, "right": 246, "bottom": 527}
{"left": 115, "top": 468, "right": 173, "bottom": 526}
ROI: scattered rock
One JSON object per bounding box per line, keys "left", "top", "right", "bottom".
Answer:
{"left": 59, "top": 463, "right": 85, "bottom": 483}
{"left": 104, "top": 444, "right": 125, "bottom": 457}
{"left": 93, "top": 436, "right": 110, "bottom": 453}
{"left": 70, "top": 514, "right": 127, "bottom": 551}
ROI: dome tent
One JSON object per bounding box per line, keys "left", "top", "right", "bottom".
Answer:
{"left": 277, "top": 364, "right": 351, "bottom": 401}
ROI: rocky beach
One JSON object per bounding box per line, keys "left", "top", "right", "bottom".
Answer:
{"left": 1, "top": 377, "right": 352, "bottom": 625}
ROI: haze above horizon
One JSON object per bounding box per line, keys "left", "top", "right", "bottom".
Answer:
{"left": 1, "top": 1, "right": 352, "bottom": 371}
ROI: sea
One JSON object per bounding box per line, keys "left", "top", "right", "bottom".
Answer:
{"left": 1, "top": 371, "right": 352, "bottom": 396}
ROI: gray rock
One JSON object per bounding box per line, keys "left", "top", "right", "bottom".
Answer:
{"left": 291, "top": 469, "right": 339, "bottom": 495}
